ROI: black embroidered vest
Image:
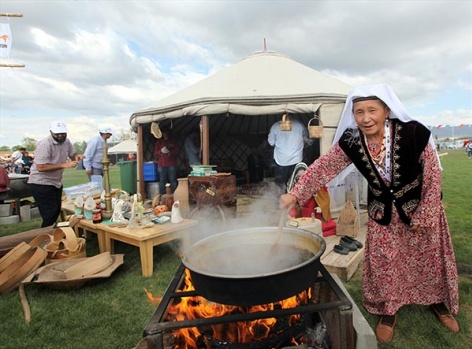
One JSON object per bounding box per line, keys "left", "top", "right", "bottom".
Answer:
{"left": 339, "top": 120, "right": 431, "bottom": 226}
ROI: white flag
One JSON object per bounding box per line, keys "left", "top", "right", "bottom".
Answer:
{"left": 0, "top": 23, "right": 13, "bottom": 58}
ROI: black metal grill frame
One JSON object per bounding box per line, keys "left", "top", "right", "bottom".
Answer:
{"left": 143, "top": 263, "right": 354, "bottom": 349}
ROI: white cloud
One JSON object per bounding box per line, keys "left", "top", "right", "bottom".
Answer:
{"left": 0, "top": 0, "right": 471, "bottom": 148}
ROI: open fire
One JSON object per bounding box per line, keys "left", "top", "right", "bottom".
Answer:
{"left": 147, "top": 269, "right": 316, "bottom": 348}
{"left": 143, "top": 264, "right": 354, "bottom": 349}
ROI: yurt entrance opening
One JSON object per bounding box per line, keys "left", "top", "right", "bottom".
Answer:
{"left": 139, "top": 112, "right": 322, "bottom": 188}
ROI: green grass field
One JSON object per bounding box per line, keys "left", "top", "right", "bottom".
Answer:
{"left": 0, "top": 151, "right": 470, "bottom": 348}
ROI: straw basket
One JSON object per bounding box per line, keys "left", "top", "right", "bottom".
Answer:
{"left": 279, "top": 114, "right": 292, "bottom": 131}
{"left": 308, "top": 115, "right": 323, "bottom": 138}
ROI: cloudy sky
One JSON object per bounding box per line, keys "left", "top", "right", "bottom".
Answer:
{"left": 0, "top": 0, "right": 471, "bottom": 148}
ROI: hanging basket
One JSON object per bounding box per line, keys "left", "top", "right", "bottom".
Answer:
{"left": 308, "top": 115, "right": 323, "bottom": 138}
{"left": 279, "top": 114, "right": 292, "bottom": 131}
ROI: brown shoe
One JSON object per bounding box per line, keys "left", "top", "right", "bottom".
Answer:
{"left": 376, "top": 314, "right": 397, "bottom": 343}
{"left": 431, "top": 303, "right": 460, "bottom": 333}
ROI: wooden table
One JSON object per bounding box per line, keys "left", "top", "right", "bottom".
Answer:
{"left": 62, "top": 200, "right": 198, "bottom": 277}
{"left": 75, "top": 219, "right": 197, "bottom": 277}
{"left": 62, "top": 201, "right": 198, "bottom": 277}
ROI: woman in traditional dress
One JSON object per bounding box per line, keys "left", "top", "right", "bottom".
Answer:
{"left": 279, "top": 84, "right": 459, "bottom": 343}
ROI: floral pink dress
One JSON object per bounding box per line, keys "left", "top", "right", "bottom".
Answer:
{"left": 291, "top": 142, "right": 459, "bottom": 316}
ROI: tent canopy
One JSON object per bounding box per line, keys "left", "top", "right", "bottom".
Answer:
{"left": 130, "top": 51, "right": 351, "bottom": 126}
{"left": 129, "top": 51, "right": 353, "bottom": 198}
{"left": 108, "top": 139, "right": 137, "bottom": 154}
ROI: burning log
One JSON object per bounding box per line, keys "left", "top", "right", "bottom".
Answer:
{"left": 201, "top": 316, "right": 308, "bottom": 349}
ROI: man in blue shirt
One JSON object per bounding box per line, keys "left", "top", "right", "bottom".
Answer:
{"left": 268, "top": 114, "right": 310, "bottom": 193}
{"left": 83, "top": 128, "right": 113, "bottom": 180}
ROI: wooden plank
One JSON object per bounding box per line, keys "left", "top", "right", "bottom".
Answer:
{"left": 0, "top": 13, "right": 24, "bottom": 17}
{"left": 0, "top": 63, "right": 26, "bottom": 68}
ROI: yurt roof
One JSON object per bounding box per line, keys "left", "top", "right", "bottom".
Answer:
{"left": 130, "top": 51, "right": 351, "bottom": 127}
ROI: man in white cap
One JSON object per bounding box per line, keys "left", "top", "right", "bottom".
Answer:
{"left": 83, "top": 127, "right": 113, "bottom": 181}
{"left": 28, "top": 121, "right": 81, "bottom": 227}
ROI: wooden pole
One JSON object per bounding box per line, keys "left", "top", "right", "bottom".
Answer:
{"left": 0, "top": 63, "right": 25, "bottom": 68}
{"left": 201, "top": 115, "right": 209, "bottom": 165}
{"left": 0, "top": 13, "right": 23, "bottom": 17}
{"left": 137, "top": 125, "right": 145, "bottom": 198}
{"left": 101, "top": 138, "right": 112, "bottom": 220}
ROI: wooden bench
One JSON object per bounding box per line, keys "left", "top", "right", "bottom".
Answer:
{"left": 320, "top": 222, "right": 366, "bottom": 282}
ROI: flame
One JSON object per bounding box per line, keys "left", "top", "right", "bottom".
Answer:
{"left": 144, "top": 287, "right": 162, "bottom": 305}
{"left": 146, "top": 268, "right": 312, "bottom": 348}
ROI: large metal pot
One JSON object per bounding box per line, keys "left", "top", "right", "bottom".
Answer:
{"left": 181, "top": 226, "right": 326, "bottom": 306}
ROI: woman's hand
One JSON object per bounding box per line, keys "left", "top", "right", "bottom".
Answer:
{"left": 279, "top": 193, "right": 297, "bottom": 210}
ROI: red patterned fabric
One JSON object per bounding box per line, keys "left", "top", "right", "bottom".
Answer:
{"left": 291, "top": 142, "right": 459, "bottom": 316}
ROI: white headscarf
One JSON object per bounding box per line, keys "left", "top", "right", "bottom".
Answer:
{"left": 333, "top": 84, "right": 416, "bottom": 144}
{"left": 331, "top": 84, "right": 439, "bottom": 183}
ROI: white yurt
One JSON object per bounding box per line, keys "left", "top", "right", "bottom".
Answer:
{"left": 129, "top": 51, "right": 352, "bottom": 200}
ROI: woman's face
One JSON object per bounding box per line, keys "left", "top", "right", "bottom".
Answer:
{"left": 352, "top": 99, "right": 390, "bottom": 138}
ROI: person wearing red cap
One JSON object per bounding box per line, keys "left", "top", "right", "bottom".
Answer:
{"left": 28, "top": 121, "right": 81, "bottom": 227}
